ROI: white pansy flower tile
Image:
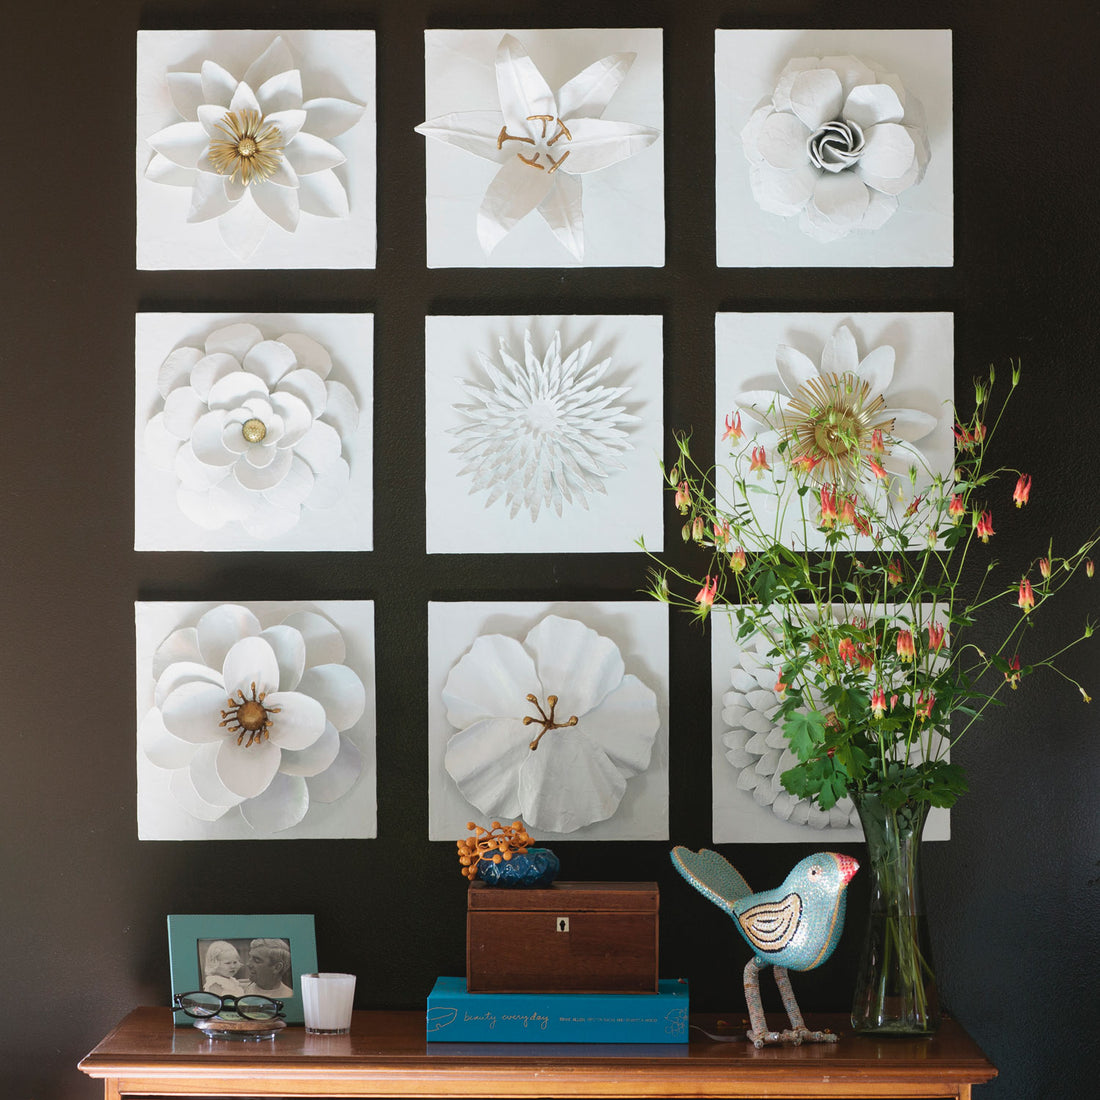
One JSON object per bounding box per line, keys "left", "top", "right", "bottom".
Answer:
{"left": 420, "top": 29, "right": 664, "bottom": 267}
{"left": 137, "top": 30, "right": 375, "bottom": 268}
{"left": 137, "top": 601, "right": 376, "bottom": 840}
{"left": 136, "top": 313, "right": 372, "bottom": 551}
{"left": 425, "top": 315, "right": 663, "bottom": 553}
{"left": 716, "top": 29, "right": 952, "bottom": 267}
{"left": 428, "top": 601, "right": 669, "bottom": 841}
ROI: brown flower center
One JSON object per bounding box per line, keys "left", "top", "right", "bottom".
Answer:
{"left": 220, "top": 681, "right": 281, "bottom": 748}
{"left": 522, "top": 693, "right": 578, "bottom": 750}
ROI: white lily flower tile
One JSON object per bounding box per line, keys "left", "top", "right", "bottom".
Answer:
{"left": 716, "top": 29, "right": 952, "bottom": 267}
{"left": 710, "top": 607, "right": 950, "bottom": 843}
{"left": 135, "top": 313, "right": 373, "bottom": 551}
{"left": 420, "top": 29, "right": 664, "bottom": 267}
{"left": 428, "top": 601, "right": 669, "bottom": 841}
{"left": 136, "top": 600, "right": 376, "bottom": 840}
{"left": 715, "top": 312, "right": 954, "bottom": 551}
{"left": 425, "top": 315, "right": 664, "bottom": 553}
{"left": 137, "top": 30, "right": 376, "bottom": 268}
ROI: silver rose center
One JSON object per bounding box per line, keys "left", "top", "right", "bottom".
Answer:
{"left": 807, "top": 119, "right": 866, "bottom": 173}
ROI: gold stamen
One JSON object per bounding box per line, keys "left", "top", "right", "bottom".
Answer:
{"left": 526, "top": 114, "right": 556, "bottom": 138}
{"left": 219, "top": 680, "right": 282, "bottom": 749}
{"left": 497, "top": 125, "right": 535, "bottom": 149}
{"left": 517, "top": 151, "right": 544, "bottom": 170}
{"left": 522, "top": 693, "right": 578, "bottom": 750}
{"left": 547, "top": 119, "right": 572, "bottom": 146}
{"left": 208, "top": 109, "right": 284, "bottom": 186}
{"left": 546, "top": 150, "right": 570, "bottom": 174}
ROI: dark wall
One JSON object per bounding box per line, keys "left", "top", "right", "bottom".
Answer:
{"left": 1, "top": 1, "right": 1097, "bottom": 1097}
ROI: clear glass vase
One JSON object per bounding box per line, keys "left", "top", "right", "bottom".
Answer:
{"left": 850, "top": 791, "right": 941, "bottom": 1035}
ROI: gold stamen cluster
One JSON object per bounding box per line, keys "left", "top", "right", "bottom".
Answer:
{"left": 457, "top": 820, "right": 534, "bottom": 880}
{"left": 496, "top": 115, "right": 572, "bottom": 173}
{"left": 208, "top": 109, "right": 284, "bottom": 186}
{"left": 782, "top": 371, "right": 896, "bottom": 486}
{"left": 522, "top": 693, "right": 578, "bottom": 750}
{"left": 220, "top": 680, "right": 281, "bottom": 748}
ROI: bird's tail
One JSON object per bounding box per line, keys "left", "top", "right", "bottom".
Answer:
{"left": 670, "top": 846, "right": 753, "bottom": 914}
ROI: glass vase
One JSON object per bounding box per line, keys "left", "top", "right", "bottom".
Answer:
{"left": 850, "top": 791, "right": 940, "bottom": 1035}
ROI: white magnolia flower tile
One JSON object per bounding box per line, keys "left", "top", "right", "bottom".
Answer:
{"left": 715, "top": 312, "right": 954, "bottom": 551}
{"left": 425, "top": 315, "right": 663, "bottom": 553}
{"left": 135, "top": 313, "right": 373, "bottom": 551}
{"left": 716, "top": 29, "right": 952, "bottom": 267}
{"left": 428, "top": 601, "right": 669, "bottom": 841}
{"left": 137, "top": 30, "right": 376, "bottom": 268}
{"left": 710, "top": 608, "right": 950, "bottom": 843}
{"left": 420, "top": 29, "right": 664, "bottom": 267}
{"left": 136, "top": 600, "right": 376, "bottom": 840}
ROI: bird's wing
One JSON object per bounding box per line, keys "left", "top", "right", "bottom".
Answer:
{"left": 736, "top": 891, "right": 803, "bottom": 955}
{"left": 670, "top": 847, "right": 753, "bottom": 914}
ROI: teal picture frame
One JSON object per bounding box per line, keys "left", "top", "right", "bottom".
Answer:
{"left": 167, "top": 914, "right": 318, "bottom": 1026}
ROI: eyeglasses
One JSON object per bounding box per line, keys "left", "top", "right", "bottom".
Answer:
{"left": 173, "top": 991, "right": 285, "bottom": 1021}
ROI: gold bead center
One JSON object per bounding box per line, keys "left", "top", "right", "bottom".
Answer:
{"left": 235, "top": 699, "right": 267, "bottom": 732}
{"left": 242, "top": 418, "right": 267, "bottom": 443}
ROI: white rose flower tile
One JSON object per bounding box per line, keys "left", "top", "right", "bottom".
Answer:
{"left": 137, "top": 600, "right": 376, "bottom": 840}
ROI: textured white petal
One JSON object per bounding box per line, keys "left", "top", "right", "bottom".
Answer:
{"left": 196, "top": 604, "right": 261, "bottom": 670}
{"left": 190, "top": 741, "right": 247, "bottom": 807}
{"left": 524, "top": 616, "right": 624, "bottom": 716}
{"left": 811, "top": 172, "right": 871, "bottom": 227}
{"left": 495, "top": 34, "right": 555, "bottom": 131}
{"left": 189, "top": 352, "right": 241, "bottom": 401}
{"left": 303, "top": 735, "right": 363, "bottom": 803}
{"left": 177, "top": 486, "right": 235, "bottom": 530}
{"left": 234, "top": 447, "right": 294, "bottom": 491}
{"left": 266, "top": 390, "right": 315, "bottom": 449}
{"left": 303, "top": 96, "right": 365, "bottom": 140}
{"left": 206, "top": 370, "right": 269, "bottom": 410}
{"left": 536, "top": 170, "right": 584, "bottom": 260}
{"left": 278, "top": 332, "right": 332, "bottom": 378}
{"left": 321, "top": 380, "right": 358, "bottom": 436}
{"left": 773, "top": 57, "right": 821, "bottom": 114}
{"left": 788, "top": 68, "right": 843, "bottom": 131}
{"left": 161, "top": 680, "right": 231, "bottom": 744}
{"left": 240, "top": 771, "right": 310, "bottom": 831}
{"left": 518, "top": 733, "right": 626, "bottom": 833}
{"left": 265, "top": 107, "right": 307, "bottom": 147}
{"left": 263, "top": 454, "right": 315, "bottom": 509}
{"left": 190, "top": 410, "right": 238, "bottom": 467}
{"left": 251, "top": 180, "right": 300, "bottom": 232}
{"left": 889, "top": 406, "right": 938, "bottom": 443}
{"left": 217, "top": 193, "right": 271, "bottom": 259}
{"left": 855, "top": 344, "right": 896, "bottom": 394}
{"left": 145, "top": 152, "right": 196, "bottom": 187}
{"left": 243, "top": 37, "right": 296, "bottom": 92}
{"left": 222, "top": 636, "right": 280, "bottom": 700}
{"left": 256, "top": 70, "right": 304, "bottom": 116}
{"left": 215, "top": 736, "right": 281, "bottom": 798}
{"left": 201, "top": 60, "right": 239, "bottom": 106}
{"left": 264, "top": 690, "right": 327, "bottom": 750}
{"left": 747, "top": 162, "right": 817, "bottom": 216}
{"left": 241, "top": 339, "right": 297, "bottom": 388}
{"left": 415, "top": 112, "right": 506, "bottom": 162}
{"left": 443, "top": 634, "right": 540, "bottom": 727}
{"left": 276, "top": 368, "right": 328, "bottom": 419}
{"left": 148, "top": 121, "right": 210, "bottom": 168}
{"left": 756, "top": 111, "right": 809, "bottom": 170}
{"left": 478, "top": 155, "right": 557, "bottom": 254}
{"left": 205, "top": 323, "right": 261, "bottom": 360}
{"left": 257, "top": 624, "right": 307, "bottom": 690}
{"left": 154, "top": 659, "right": 222, "bottom": 709}
{"left": 140, "top": 707, "right": 197, "bottom": 770}
{"left": 162, "top": 386, "right": 207, "bottom": 439}
{"left": 557, "top": 51, "right": 635, "bottom": 118}
{"left": 296, "top": 169, "right": 350, "bottom": 218}
{"left": 296, "top": 664, "right": 366, "bottom": 731}
{"left": 821, "top": 325, "right": 860, "bottom": 376}
{"left": 229, "top": 80, "right": 262, "bottom": 117}
{"left": 169, "top": 767, "right": 236, "bottom": 821}
{"left": 444, "top": 718, "right": 529, "bottom": 818}
{"left": 284, "top": 131, "right": 345, "bottom": 174}
{"left": 279, "top": 720, "right": 341, "bottom": 776}
{"left": 557, "top": 118, "right": 658, "bottom": 174}
{"left": 240, "top": 503, "right": 302, "bottom": 540}
{"left": 859, "top": 122, "right": 917, "bottom": 183}
{"left": 843, "top": 83, "right": 905, "bottom": 128}
{"left": 281, "top": 611, "right": 346, "bottom": 668}
{"left": 574, "top": 674, "right": 659, "bottom": 776}
{"left": 776, "top": 345, "right": 821, "bottom": 395}
{"left": 861, "top": 188, "right": 899, "bottom": 231}
{"left": 144, "top": 412, "right": 182, "bottom": 470}
{"left": 168, "top": 70, "right": 206, "bottom": 121}
{"left": 294, "top": 419, "right": 342, "bottom": 472}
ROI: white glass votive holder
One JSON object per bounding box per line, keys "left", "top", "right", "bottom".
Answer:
{"left": 300, "top": 972, "right": 356, "bottom": 1035}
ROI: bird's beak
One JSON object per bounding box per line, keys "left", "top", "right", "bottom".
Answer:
{"left": 836, "top": 854, "right": 859, "bottom": 884}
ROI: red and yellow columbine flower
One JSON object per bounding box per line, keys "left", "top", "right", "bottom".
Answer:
{"left": 774, "top": 674, "right": 788, "bottom": 695}
{"left": 869, "top": 458, "right": 888, "bottom": 480}
{"left": 839, "top": 495, "right": 857, "bottom": 526}
{"left": 691, "top": 515, "right": 705, "bottom": 542}
{"left": 870, "top": 428, "right": 886, "bottom": 457}
{"left": 887, "top": 559, "right": 903, "bottom": 586}
{"left": 871, "top": 686, "right": 888, "bottom": 719}
{"left": 928, "top": 621, "right": 945, "bottom": 651}
{"left": 976, "top": 510, "right": 995, "bottom": 543}
{"left": 1005, "top": 654, "right": 1021, "bottom": 689}
{"left": 1018, "top": 576, "right": 1035, "bottom": 612}
{"left": 819, "top": 484, "right": 838, "bottom": 527}
{"left": 675, "top": 480, "right": 690, "bottom": 513}
{"left": 712, "top": 519, "right": 731, "bottom": 547}
{"left": 915, "top": 691, "right": 935, "bottom": 721}
{"left": 1039, "top": 557, "right": 1051, "bottom": 579}
{"left": 948, "top": 494, "right": 966, "bottom": 522}
{"left": 749, "top": 445, "right": 770, "bottom": 474}
{"left": 1088, "top": 558, "right": 1095, "bottom": 579}
{"left": 897, "top": 629, "right": 916, "bottom": 661}
{"left": 953, "top": 421, "right": 987, "bottom": 449}
{"left": 837, "top": 638, "right": 859, "bottom": 665}
{"left": 791, "top": 453, "right": 821, "bottom": 475}
{"left": 695, "top": 576, "right": 718, "bottom": 608}
{"left": 1013, "top": 473, "right": 1032, "bottom": 508}
{"left": 722, "top": 410, "right": 744, "bottom": 441}
{"left": 730, "top": 546, "right": 747, "bottom": 573}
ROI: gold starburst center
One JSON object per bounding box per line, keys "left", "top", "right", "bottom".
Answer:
{"left": 242, "top": 418, "right": 267, "bottom": 443}
{"left": 783, "top": 371, "right": 895, "bottom": 485}
{"left": 208, "top": 109, "right": 284, "bottom": 186}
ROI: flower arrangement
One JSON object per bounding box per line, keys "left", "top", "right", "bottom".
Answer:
{"left": 644, "top": 363, "right": 1096, "bottom": 816}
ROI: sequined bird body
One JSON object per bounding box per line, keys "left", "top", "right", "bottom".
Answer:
{"left": 670, "top": 847, "right": 858, "bottom": 1046}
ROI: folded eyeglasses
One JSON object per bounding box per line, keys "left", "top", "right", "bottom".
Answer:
{"left": 173, "top": 991, "right": 285, "bottom": 1021}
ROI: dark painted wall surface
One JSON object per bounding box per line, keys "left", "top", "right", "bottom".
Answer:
{"left": 1, "top": 1, "right": 1096, "bottom": 1097}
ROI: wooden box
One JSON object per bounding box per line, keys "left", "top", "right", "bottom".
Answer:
{"left": 466, "top": 881, "right": 659, "bottom": 994}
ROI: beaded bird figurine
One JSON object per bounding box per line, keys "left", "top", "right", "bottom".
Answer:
{"left": 671, "top": 847, "right": 858, "bottom": 1047}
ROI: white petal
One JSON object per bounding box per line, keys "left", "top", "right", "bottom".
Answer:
{"left": 256, "top": 70, "right": 304, "bottom": 116}
{"left": 776, "top": 345, "right": 820, "bottom": 395}
{"left": 856, "top": 344, "right": 896, "bottom": 394}
{"left": 256, "top": 624, "right": 307, "bottom": 689}
{"left": 859, "top": 123, "right": 917, "bottom": 184}
{"left": 170, "top": 766, "right": 237, "bottom": 821}
{"left": 557, "top": 118, "right": 659, "bottom": 174}
{"left": 788, "top": 68, "right": 844, "bottom": 131}
{"left": 265, "top": 690, "right": 327, "bottom": 750}
{"left": 843, "top": 83, "right": 905, "bottom": 128}
{"left": 201, "top": 60, "right": 239, "bottom": 106}
{"left": 495, "top": 34, "right": 555, "bottom": 131}
{"left": 477, "top": 156, "right": 556, "bottom": 254}
{"left": 415, "top": 112, "right": 506, "bottom": 161}
{"left": 518, "top": 734, "right": 626, "bottom": 833}
{"left": 161, "top": 680, "right": 230, "bottom": 744}
{"left": 277, "top": 332, "right": 332, "bottom": 378}
{"left": 168, "top": 70, "right": 206, "bottom": 120}
{"left": 197, "top": 102, "right": 232, "bottom": 138}
{"left": 297, "top": 169, "right": 351, "bottom": 217}
{"left": 251, "top": 180, "right": 300, "bottom": 233}
{"left": 444, "top": 634, "right": 540, "bottom": 728}
{"left": 162, "top": 386, "right": 207, "bottom": 438}
{"left": 889, "top": 407, "right": 938, "bottom": 443}
{"left": 205, "top": 323, "right": 261, "bottom": 359}
{"left": 240, "top": 503, "right": 302, "bottom": 540}
{"left": 576, "top": 674, "right": 659, "bottom": 776}
{"left": 234, "top": 447, "right": 294, "bottom": 490}
{"left": 265, "top": 156, "right": 301, "bottom": 190}
{"left": 229, "top": 80, "right": 262, "bottom": 117}
{"left": 189, "top": 352, "right": 241, "bottom": 401}
{"left": 821, "top": 325, "right": 860, "bottom": 375}
{"left": 275, "top": 368, "right": 328, "bottom": 420}
{"left": 819, "top": 55, "right": 877, "bottom": 95}
{"left": 241, "top": 339, "right": 297, "bottom": 388}
{"left": 190, "top": 741, "right": 247, "bottom": 807}
{"left": 187, "top": 171, "right": 235, "bottom": 223}
{"left": 243, "top": 38, "right": 296, "bottom": 93}
{"left": 265, "top": 108, "right": 307, "bottom": 147}
{"left": 140, "top": 707, "right": 197, "bottom": 770}
{"left": 444, "top": 718, "right": 529, "bottom": 818}
{"left": 206, "top": 370, "right": 269, "bottom": 410}
{"left": 861, "top": 188, "right": 898, "bottom": 230}
{"left": 524, "top": 616, "right": 625, "bottom": 715}
{"left": 557, "top": 51, "right": 635, "bottom": 118}
{"left": 144, "top": 413, "right": 182, "bottom": 469}
{"left": 190, "top": 410, "right": 238, "bottom": 467}
{"left": 280, "top": 611, "right": 346, "bottom": 667}
{"left": 284, "top": 131, "right": 345, "bottom": 174}
{"left": 216, "top": 193, "right": 270, "bottom": 259}
{"left": 321, "top": 380, "right": 358, "bottom": 435}
{"left": 304, "top": 735, "right": 363, "bottom": 804}
{"left": 148, "top": 121, "right": 210, "bottom": 168}
{"left": 294, "top": 419, "right": 342, "bottom": 471}
{"left": 756, "top": 111, "right": 810, "bottom": 171}
{"left": 280, "top": 720, "right": 341, "bottom": 776}
{"left": 536, "top": 170, "right": 584, "bottom": 260}
{"left": 216, "top": 736, "right": 281, "bottom": 799}
{"left": 263, "top": 454, "right": 315, "bottom": 509}
{"left": 811, "top": 172, "right": 870, "bottom": 227}
{"left": 747, "top": 162, "right": 817, "bottom": 216}
{"left": 222, "top": 635, "right": 280, "bottom": 697}
{"left": 145, "top": 152, "right": 195, "bottom": 186}
{"left": 197, "top": 604, "right": 262, "bottom": 670}
{"left": 772, "top": 57, "right": 821, "bottom": 113}
{"left": 306, "top": 457, "right": 350, "bottom": 510}
{"left": 269, "top": 390, "right": 316, "bottom": 447}
{"left": 296, "top": 664, "right": 366, "bottom": 731}
{"left": 240, "top": 771, "right": 310, "bottom": 831}
{"left": 303, "top": 96, "right": 365, "bottom": 140}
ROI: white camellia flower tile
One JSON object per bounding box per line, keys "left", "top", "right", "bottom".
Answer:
{"left": 137, "top": 600, "right": 376, "bottom": 840}
{"left": 425, "top": 315, "right": 664, "bottom": 553}
{"left": 716, "top": 29, "right": 952, "bottom": 267}
{"left": 715, "top": 312, "right": 954, "bottom": 551}
{"left": 428, "top": 601, "right": 669, "bottom": 841}
{"left": 137, "top": 30, "right": 376, "bottom": 268}
{"left": 710, "top": 607, "right": 950, "bottom": 843}
{"left": 420, "top": 29, "right": 664, "bottom": 267}
{"left": 135, "top": 313, "right": 372, "bottom": 551}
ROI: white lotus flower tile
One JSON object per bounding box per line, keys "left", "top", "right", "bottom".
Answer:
{"left": 137, "top": 601, "right": 376, "bottom": 839}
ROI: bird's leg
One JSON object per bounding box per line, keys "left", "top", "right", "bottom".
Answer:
{"left": 774, "top": 966, "right": 839, "bottom": 1045}
{"left": 743, "top": 958, "right": 783, "bottom": 1047}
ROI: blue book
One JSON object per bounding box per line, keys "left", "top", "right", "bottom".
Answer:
{"left": 426, "top": 977, "right": 689, "bottom": 1043}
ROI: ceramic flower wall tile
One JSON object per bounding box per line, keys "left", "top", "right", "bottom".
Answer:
{"left": 710, "top": 608, "right": 950, "bottom": 843}
{"left": 425, "top": 315, "right": 663, "bottom": 553}
{"left": 418, "top": 29, "right": 664, "bottom": 267}
{"left": 715, "top": 29, "right": 952, "bottom": 267}
{"left": 137, "top": 30, "right": 376, "bottom": 268}
{"left": 136, "top": 601, "right": 376, "bottom": 839}
{"left": 135, "top": 313, "right": 373, "bottom": 551}
{"left": 715, "top": 312, "right": 954, "bottom": 552}
{"left": 427, "top": 601, "right": 669, "bottom": 841}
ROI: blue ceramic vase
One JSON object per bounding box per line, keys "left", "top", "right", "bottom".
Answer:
{"left": 477, "top": 847, "right": 559, "bottom": 887}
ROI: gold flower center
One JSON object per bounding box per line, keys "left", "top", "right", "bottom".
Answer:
{"left": 220, "top": 681, "right": 281, "bottom": 748}
{"left": 209, "top": 109, "right": 284, "bottom": 186}
{"left": 242, "top": 418, "right": 267, "bottom": 443}
{"left": 522, "top": 693, "right": 578, "bottom": 750}
{"left": 497, "top": 115, "right": 572, "bottom": 173}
